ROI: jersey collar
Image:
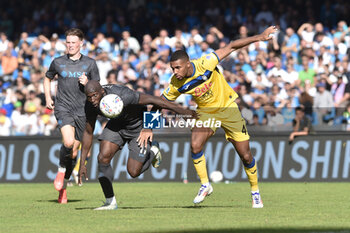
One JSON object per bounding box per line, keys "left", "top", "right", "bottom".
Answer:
{"left": 190, "top": 62, "right": 196, "bottom": 78}
{"left": 67, "top": 53, "right": 83, "bottom": 62}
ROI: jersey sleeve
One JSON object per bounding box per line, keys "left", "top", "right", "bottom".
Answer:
{"left": 45, "top": 59, "right": 58, "bottom": 80}
{"left": 119, "top": 86, "right": 140, "bottom": 106}
{"left": 198, "top": 52, "right": 219, "bottom": 71}
{"left": 89, "top": 60, "right": 100, "bottom": 81}
{"left": 162, "top": 80, "right": 180, "bottom": 101}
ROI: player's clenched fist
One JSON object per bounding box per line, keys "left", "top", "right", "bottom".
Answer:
{"left": 79, "top": 72, "right": 88, "bottom": 85}
{"left": 46, "top": 97, "right": 55, "bottom": 110}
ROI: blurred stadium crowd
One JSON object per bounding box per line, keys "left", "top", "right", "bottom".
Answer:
{"left": 1, "top": 0, "right": 350, "bottom": 136}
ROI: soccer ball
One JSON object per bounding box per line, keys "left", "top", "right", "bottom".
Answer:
{"left": 99, "top": 94, "right": 124, "bottom": 118}
{"left": 210, "top": 171, "right": 223, "bottom": 183}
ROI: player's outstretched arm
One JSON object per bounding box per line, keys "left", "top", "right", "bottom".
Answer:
{"left": 215, "top": 26, "right": 278, "bottom": 61}
{"left": 138, "top": 93, "right": 197, "bottom": 118}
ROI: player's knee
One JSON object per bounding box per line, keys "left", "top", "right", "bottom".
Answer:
{"left": 127, "top": 168, "right": 140, "bottom": 178}
{"left": 191, "top": 142, "right": 203, "bottom": 154}
{"left": 240, "top": 153, "right": 252, "bottom": 164}
{"left": 97, "top": 153, "right": 110, "bottom": 164}
{"left": 63, "top": 141, "right": 74, "bottom": 149}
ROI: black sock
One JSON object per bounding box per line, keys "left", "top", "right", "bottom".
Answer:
{"left": 59, "top": 145, "right": 72, "bottom": 168}
{"left": 98, "top": 163, "right": 114, "bottom": 198}
{"left": 64, "top": 157, "right": 77, "bottom": 179}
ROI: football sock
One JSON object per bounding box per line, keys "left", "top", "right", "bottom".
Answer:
{"left": 106, "top": 196, "right": 117, "bottom": 205}
{"left": 192, "top": 151, "right": 209, "bottom": 184}
{"left": 58, "top": 167, "right": 66, "bottom": 173}
{"left": 59, "top": 145, "right": 72, "bottom": 168}
{"left": 64, "top": 157, "right": 77, "bottom": 180}
{"left": 140, "top": 144, "right": 154, "bottom": 174}
{"left": 243, "top": 158, "right": 259, "bottom": 192}
{"left": 98, "top": 163, "right": 114, "bottom": 198}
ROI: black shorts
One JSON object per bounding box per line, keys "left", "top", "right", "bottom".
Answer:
{"left": 98, "top": 124, "right": 150, "bottom": 163}
{"left": 54, "top": 110, "right": 86, "bottom": 141}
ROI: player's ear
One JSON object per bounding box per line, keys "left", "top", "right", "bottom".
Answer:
{"left": 186, "top": 60, "right": 191, "bottom": 68}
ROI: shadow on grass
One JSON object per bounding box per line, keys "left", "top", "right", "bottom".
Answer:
{"left": 74, "top": 205, "right": 234, "bottom": 210}
{"left": 158, "top": 229, "right": 350, "bottom": 233}
{"left": 75, "top": 207, "right": 96, "bottom": 210}
{"left": 37, "top": 199, "right": 82, "bottom": 203}
{"left": 120, "top": 205, "right": 234, "bottom": 209}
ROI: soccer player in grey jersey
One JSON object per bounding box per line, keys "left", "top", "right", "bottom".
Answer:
{"left": 44, "top": 28, "right": 100, "bottom": 204}
{"left": 79, "top": 80, "right": 196, "bottom": 210}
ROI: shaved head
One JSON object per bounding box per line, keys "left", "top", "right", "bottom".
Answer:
{"left": 85, "top": 80, "right": 102, "bottom": 94}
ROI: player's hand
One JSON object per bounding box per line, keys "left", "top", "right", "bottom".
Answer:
{"left": 137, "top": 129, "right": 153, "bottom": 149}
{"left": 79, "top": 72, "right": 88, "bottom": 86}
{"left": 46, "top": 97, "right": 55, "bottom": 110}
{"left": 182, "top": 109, "right": 199, "bottom": 119}
{"left": 259, "top": 26, "right": 278, "bottom": 41}
{"left": 289, "top": 133, "right": 295, "bottom": 142}
{"left": 78, "top": 164, "right": 88, "bottom": 185}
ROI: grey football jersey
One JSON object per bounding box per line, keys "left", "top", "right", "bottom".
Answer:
{"left": 46, "top": 54, "right": 100, "bottom": 116}
{"left": 85, "top": 84, "right": 146, "bottom": 130}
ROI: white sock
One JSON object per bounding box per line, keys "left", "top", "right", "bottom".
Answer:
{"left": 106, "top": 196, "right": 116, "bottom": 205}
{"left": 202, "top": 182, "right": 210, "bottom": 187}
{"left": 58, "top": 167, "right": 66, "bottom": 173}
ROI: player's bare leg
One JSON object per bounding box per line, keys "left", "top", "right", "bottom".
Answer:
{"left": 229, "top": 139, "right": 263, "bottom": 208}
{"left": 127, "top": 158, "right": 145, "bottom": 178}
{"left": 55, "top": 125, "right": 78, "bottom": 203}
{"left": 94, "top": 140, "right": 119, "bottom": 210}
{"left": 67, "top": 140, "right": 81, "bottom": 186}
{"left": 191, "top": 127, "right": 214, "bottom": 204}
{"left": 127, "top": 140, "right": 162, "bottom": 178}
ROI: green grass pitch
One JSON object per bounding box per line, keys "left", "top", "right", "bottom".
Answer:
{"left": 0, "top": 182, "right": 349, "bottom": 233}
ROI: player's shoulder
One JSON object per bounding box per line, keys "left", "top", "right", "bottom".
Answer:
{"left": 51, "top": 54, "right": 68, "bottom": 63}
{"left": 47, "top": 55, "right": 69, "bottom": 69}
{"left": 198, "top": 52, "right": 218, "bottom": 63}
{"left": 102, "top": 84, "right": 132, "bottom": 94}
{"left": 193, "top": 52, "right": 219, "bottom": 72}
{"left": 192, "top": 53, "right": 211, "bottom": 65}
{"left": 80, "top": 55, "right": 98, "bottom": 66}
{"left": 102, "top": 84, "right": 118, "bottom": 93}
{"left": 81, "top": 54, "right": 96, "bottom": 62}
